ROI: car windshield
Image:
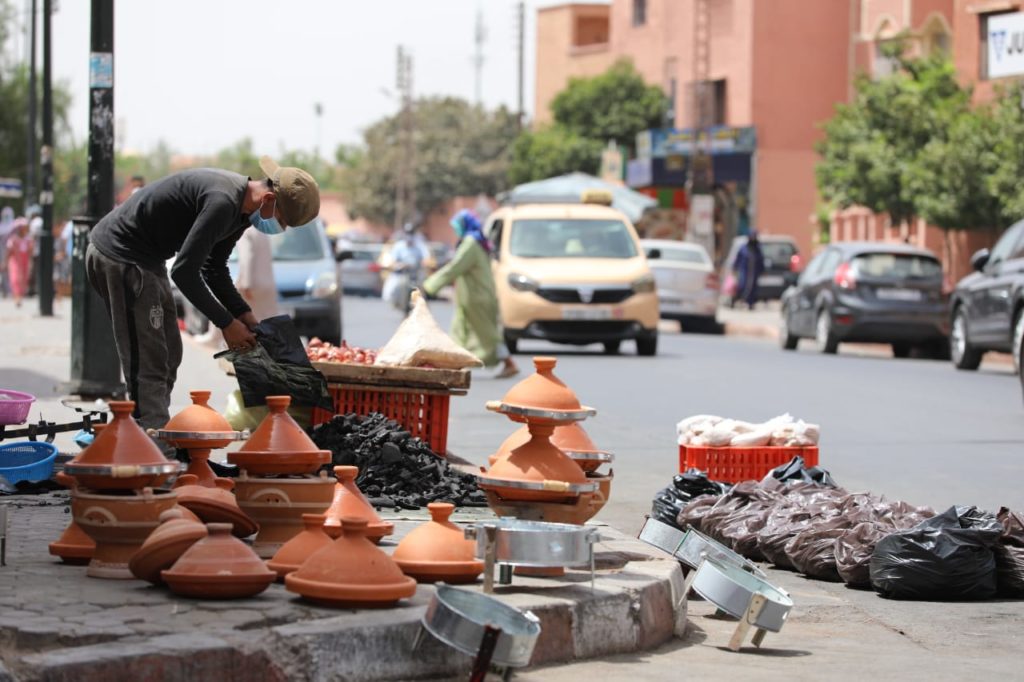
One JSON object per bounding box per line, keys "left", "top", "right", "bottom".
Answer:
{"left": 510, "top": 219, "right": 638, "bottom": 259}
{"left": 651, "top": 246, "right": 709, "bottom": 265}
{"left": 228, "top": 226, "right": 325, "bottom": 263}
{"left": 851, "top": 253, "right": 942, "bottom": 279}
{"left": 762, "top": 242, "right": 796, "bottom": 262}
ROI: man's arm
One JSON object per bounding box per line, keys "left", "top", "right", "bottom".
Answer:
{"left": 169, "top": 201, "right": 244, "bottom": 329}
{"left": 202, "top": 228, "right": 252, "bottom": 322}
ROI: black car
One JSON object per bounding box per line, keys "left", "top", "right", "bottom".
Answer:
{"left": 779, "top": 242, "right": 948, "bottom": 356}
{"left": 721, "top": 235, "right": 801, "bottom": 305}
{"left": 948, "top": 219, "right": 1024, "bottom": 371}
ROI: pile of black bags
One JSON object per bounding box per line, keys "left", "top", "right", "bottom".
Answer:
{"left": 654, "top": 456, "right": 1024, "bottom": 600}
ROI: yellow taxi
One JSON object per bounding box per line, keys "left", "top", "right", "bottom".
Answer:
{"left": 485, "top": 193, "right": 660, "bottom": 355}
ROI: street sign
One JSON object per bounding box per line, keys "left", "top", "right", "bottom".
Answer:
{"left": 986, "top": 12, "right": 1024, "bottom": 79}
{"left": 0, "top": 178, "right": 23, "bottom": 199}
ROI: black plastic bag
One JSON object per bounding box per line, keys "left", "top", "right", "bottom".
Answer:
{"left": 869, "top": 505, "right": 1003, "bottom": 601}
{"left": 218, "top": 315, "right": 332, "bottom": 410}
{"left": 995, "top": 507, "right": 1024, "bottom": 597}
{"left": 762, "top": 455, "right": 838, "bottom": 488}
{"left": 651, "top": 468, "right": 730, "bottom": 530}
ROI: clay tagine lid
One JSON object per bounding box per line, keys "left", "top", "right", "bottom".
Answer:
{"left": 488, "top": 357, "right": 595, "bottom": 424}
{"left": 162, "top": 523, "right": 276, "bottom": 599}
{"left": 228, "top": 395, "right": 330, "bottom": 475}
{"left": 323, "top": 466, "right": 394, "bottom": 542}
{"left": 285, "top": 517, "right": 417, "bottom": 608}
{"left": 393, "top": 503, "right": 483, "bottom": 584}
{"left": 129, "top": 508, "right": 208, "bottom": 584}
{"left": 181, "top": 449, "right": 218, "bottom": 487}
{"left": 65, "top": 400, "right": 178, "bottom": 489}
{"left": 479, "top": 422, "right": 593, "bottom": 503}
{"left": 173, "top": 474, "right": 259, "bottom": 538}
{"left": 157, "top": 390, "right": 241, "bottom": 449}
{"left": 267, "top": 513, "right": 334, "bottom": 579}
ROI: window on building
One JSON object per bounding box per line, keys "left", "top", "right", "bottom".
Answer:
{"left": 686, "top": 79, "right": 727, "bottom": 127}
{"left": 711, "top": 79, "right": 727, "bottom": 126}
{"left": 573, "top": 16, "right": 609, "bottom": 47}
{"left": 873, "top": 40, "right": 901, "bottom": 78}
{"left": 632, "top": 0, "right": 647, "bottom": 27}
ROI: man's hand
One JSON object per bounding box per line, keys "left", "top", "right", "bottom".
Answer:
{"left": 238, "top": 311, "right": 259, "bottom": 331}
{"left": 222, "top": 319, "right": 257, "bottom": 352}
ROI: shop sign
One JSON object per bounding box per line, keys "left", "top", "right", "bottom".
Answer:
{"left": 636, "top": 126, "right": 757, "bottom": 158}
{"left": 987, "top": 11, "right": 1024, "bottom": 79}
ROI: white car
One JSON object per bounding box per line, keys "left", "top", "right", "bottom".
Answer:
{"left": 641, "top": 239, "right": 721, "bottom": 333}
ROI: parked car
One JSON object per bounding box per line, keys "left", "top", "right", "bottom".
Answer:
{"left": 641, "top": 239, "right": 720, "bottom": 333}
{"left": 181, "top": 220, "right": 344, "bottom": 344}
{"left": 721, "top": 235, "right": 801, "bottom": 305}
{"left": 779, "top": 242, "right": 948, "bottom": 357}
{"left": 485, "top": 194, "right": 660, "bottom": 356}
{"left": 948, "top": 218, "right": 1024, "bottom": 371}
{"left": 336, "top": 242, "right": 383, "bottom": 297}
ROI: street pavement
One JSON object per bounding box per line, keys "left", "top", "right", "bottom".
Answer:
{"left": 1, "top": 293, "right": 1022, "bottom": 680}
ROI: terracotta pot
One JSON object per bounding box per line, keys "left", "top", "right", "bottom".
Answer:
{"left": 483, "top": 489, "right": 597, "bottom": 526}
{"left": 48, "top": 472, "right": 94, "bottom": 564}
{"left": 500, "top": 357, "right": 583, "bottom": 412}
{"left": 238, "top": 395, "right": 319, "bottom": 453}
{"left": 323, "top": 466, "right": 394, "bottom": 544}
{"left": 267, "top": 513, "right": 333, "bottom": 579}
{"left": 181, "top": 449, "right": 218, "bottom": 487}
{"left": 285, "top": 517, "right": 417, "bottom": 608}
{"left": 489, "top": 423, "right": 612, "bottom": 472}
{"left": 226, "top": 450, "right": 330, "bottom": 476}
{"left": 128, "top": 508, "right": 208, "bottom": 584}
{"left": 584, "top": 470, "right": 613, "bottom": 522}
{"left": 162, "top": 523, "right": 276, "bottom": 599}
{"left": 161, "top": 390, "right": 237, "bottom": 448}
{"left": 65, "top": 401, "right": 178, "bottom": 491}
{"left": 172, "top": 474, "right": 258, "bottom": 538}
{"left": 71, "top": 487, "right": 178, "bottom": 579}
{"left": 393, "top": 503, "right": 483, "bottom": 584}
{"left": 174, "top": 504, "right": 202, "bottom": 523}
{"left": 480, "top": 422, "right": 589, "bottom": 503}
{"left": 233, "top": 471, "right": 336, "bottom": 558}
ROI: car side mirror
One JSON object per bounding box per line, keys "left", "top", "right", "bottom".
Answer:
{"left": 645, "top": 248, "right": 661, "bottom": 260}
{"left": 336, "top": 249, "right": 354, "bottom": 263}
{"left": 970, "top": 248, "right": 990, "bottom": 272}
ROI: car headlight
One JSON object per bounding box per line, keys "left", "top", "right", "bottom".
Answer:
{"left": 508, "top": 272, "right": 539, "bottom": 293}
{"left": 632, "top": 275, "right": 655, "bottom": 294}
{"left": 311, "top": 271, "right": 339, "bottom": 298}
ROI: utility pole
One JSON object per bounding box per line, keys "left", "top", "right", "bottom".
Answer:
{"left": 67, "top": 0, "right": 122, "bottom": 398}
{"left": 25, "top": 0, "right": 37, "bottom": 215}
{"left": 516, "top": 1, "right": 525, "bottom": 128}
{"left": 37, "top": 0, "right": 53, "bottom": 316}
{"left": 473, "top": 5, "right": 486, "bottom": 106}
{"left": 393, "top": 46, "right": 415, "bottom": 230}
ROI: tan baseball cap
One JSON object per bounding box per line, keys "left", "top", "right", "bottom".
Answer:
{"left": 259, "top": 156, "right": 321, "bottom": 227}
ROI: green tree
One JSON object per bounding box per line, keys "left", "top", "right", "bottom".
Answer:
{"left": 506, "top": 126, "right": 604, "bottom": 186}
{"left": 550, "top": 59, "right": 666, "bottom": 148}
{"left": 509, "top": 59, "right": 665, "bottom": 184}
{"left": 989, "top": 83, "right": 1024, "bottom": 223}
{"left": 340, "top": 97, "right": 519, "bottom": 225}
{"left": 816, "top": 40, "right": 971, "bottom": 227}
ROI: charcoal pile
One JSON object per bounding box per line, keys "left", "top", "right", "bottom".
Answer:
{"left": 310, "top": 413, "right": 487, "bottom": 510}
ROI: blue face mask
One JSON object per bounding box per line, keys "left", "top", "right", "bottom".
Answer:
{"left": 249, "top": 199, "right": 283, "bottom": 235}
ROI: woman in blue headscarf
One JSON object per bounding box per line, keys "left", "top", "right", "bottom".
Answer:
{"left": 422, "top": 210, "right": 518, "bottom": 378}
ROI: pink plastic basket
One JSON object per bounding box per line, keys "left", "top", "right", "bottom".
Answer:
{"left": 0, "top": 389, "right": 35, "bottom": 426}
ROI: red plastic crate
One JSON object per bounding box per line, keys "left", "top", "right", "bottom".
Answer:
{"left": 312, "top": 385, "right": 451, "bottom": 456}
{"left": 679, "top": 444, "right": 820, "bottom": 483}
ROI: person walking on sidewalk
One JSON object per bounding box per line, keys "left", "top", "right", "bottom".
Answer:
{"left": 422, "top": 209, "right": 518, "bottom": 379}
{"left": 5, "top": 218, "right": 33, "bottom": 308}
{"left": 733, "top": 230, "right": 765, "bottom": 310}
{"left": 86, "top": 156, "right": 320, "bottom": 431}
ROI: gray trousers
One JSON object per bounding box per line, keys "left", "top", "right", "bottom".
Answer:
{"left": 86, "top": 244, "right": 183, "bottom": 431}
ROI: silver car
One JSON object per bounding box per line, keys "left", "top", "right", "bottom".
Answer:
{"left": 336, "top": 243, "right": 384, "bottom": 297}
{"left": 642, "top": 239, "right": 721, "bottom": 333}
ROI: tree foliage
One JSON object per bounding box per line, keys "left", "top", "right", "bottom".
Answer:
{"left": 510, "top": 59, "right": 665, "bottom": 185}
{"left": 988, "top": 83, "right": 1024, "bottom": 223}
{"left": 340, "top": 97, "right": 519, "bottom": 225}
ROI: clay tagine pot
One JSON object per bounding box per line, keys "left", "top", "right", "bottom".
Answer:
{"left": 489, "top": 422, "right": 614, "bottom": 473}
{"left": 128, "top": 508, "right": 208, "bottom": 584}
{"left": 65, "top": 400, "right": 178, "bottom": 490}
{"left": 488, "top": 357, "right": 594, "bottom": 425}
{"left": 323, "top": 466, "right": 394, "bottom": 544}
{"left": 159, "top": 390, "right": 239, "bottom": 449}
{"left": 180, "top": 449, "right": 218, "bottom": 487}
{"left": 393, "top": 503, "right": 483, "bottom": 584}
{"left": 172, "top": 474, "right": 258, "bottom": 538}
{"left": 479, "top": 421, "right": 591, "bottom": 503}
{"left": 162, "top": 523, "right": 276, "bottom": 599}
{"left": 48, "top": 472, "right": 95, "bottom": 565}
{"left": 267, "top": 513, "right": 333, "bottom": 579}
{"left": 71, "top": 487, "right": 179, "bottom": 579}
{"left": 285, "top": 517, "right": 417, "bottom": 608}
{"left": 228, "top": 396, "right": 330, "bottom": 475}
{"left": 233, "top": 470, "right": 336, "bottom": 558}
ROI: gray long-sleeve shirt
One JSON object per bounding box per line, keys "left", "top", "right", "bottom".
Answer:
{"left": 90, "top": 169, "right": 252, "bottom": 329}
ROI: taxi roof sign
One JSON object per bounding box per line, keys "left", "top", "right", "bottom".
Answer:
{"left": 580, "top": 189, "right": 613, "bottom": 206}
